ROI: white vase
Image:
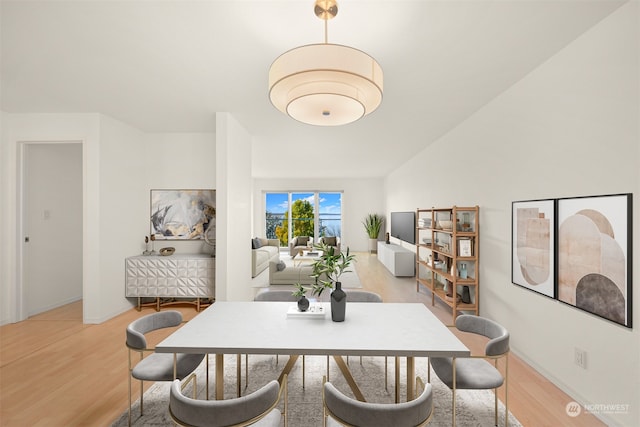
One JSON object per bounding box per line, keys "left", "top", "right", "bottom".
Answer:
{"left": 368, "top": 238, "right": 378, "bottom": 253}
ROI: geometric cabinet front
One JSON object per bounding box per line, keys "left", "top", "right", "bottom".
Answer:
{"left": 125, "top": 254, "right": 215, "bottom": 298}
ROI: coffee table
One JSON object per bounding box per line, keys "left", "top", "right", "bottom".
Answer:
{"left": 293, "top": 249, "right": 323, "bottom": 267}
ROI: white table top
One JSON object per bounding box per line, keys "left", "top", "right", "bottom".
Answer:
{"left": 156, "top": 302, "right": 470, "bottom": 358}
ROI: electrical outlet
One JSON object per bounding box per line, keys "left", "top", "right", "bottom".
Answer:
{"left": 574, "top": 348, "right": 587, "bottom": 369}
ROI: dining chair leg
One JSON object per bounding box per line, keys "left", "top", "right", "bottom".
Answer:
{"left": 452, "top": 357, "right": 457, "bottom": 427}
{"left": 384, "top": 356, "right": 388, "bottom": 390}
{"left": 505, "top": 354, "right": 509, "bottom": 427}
{"left": 128, "top": 376, "right": 132, "bottom": 427}
{"left": 326, "top": 355, "right": 330, "bottom": 381}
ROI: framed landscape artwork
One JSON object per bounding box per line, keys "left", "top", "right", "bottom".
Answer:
{"left": 512, "top": 199, "right": 555, "bottom": 298}
{"left": 150, "top": 189, "right": 216, "bottom": 240}
{"left": 557, "top": 193, "right": 632, "bottom": 328}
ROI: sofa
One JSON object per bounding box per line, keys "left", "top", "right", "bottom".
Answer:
{"left": 251, "top": 238, "right": 280, "bottom": 278}
{"left": 269, "top": 260, "right": 327, "bottom": 285}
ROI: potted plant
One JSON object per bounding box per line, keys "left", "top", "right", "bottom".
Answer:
{"left": 362, "top": 213, "right": 384, "bottom": 253}
{"left": 310, "top": 244, "right": 356, "bottom": 322}
{"left": 292, "top": 283, "right": 310, "bottom": 312}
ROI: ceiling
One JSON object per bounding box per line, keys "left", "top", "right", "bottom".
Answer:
{"left": 0, "top": 0, "right": 626, "bottom": 178}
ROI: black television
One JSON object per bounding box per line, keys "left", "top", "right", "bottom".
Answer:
{"left": 390, "top": 211, "right": 415, "bottom": 244}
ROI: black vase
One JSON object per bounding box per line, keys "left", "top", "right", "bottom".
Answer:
{"left": 461, "top": 286, "right": 471, "bottom": 304}
{"left": 331, "top": 282, "right": 347, "bottom": 322}
{"left": 297, "top": 296, "right": 310, "bottom": 312}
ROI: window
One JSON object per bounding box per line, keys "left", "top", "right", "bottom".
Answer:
{"left": 319, "top": 192, "right": 342, "bottom": 238}
{"left": 265, "top": 192, "right": 342, "bottom": 246}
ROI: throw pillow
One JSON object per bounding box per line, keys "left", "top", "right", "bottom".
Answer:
{"left": 276, "top": 260, "right": 286, "bottom": 271}
{"left": 251, "top": 237, "right": 262, "bottom": 249}
{"left": 324, "top": 236, "right": 337, "bottom": 246}
{"left": 297, "top": 236, "right": 309, "bottom": 246}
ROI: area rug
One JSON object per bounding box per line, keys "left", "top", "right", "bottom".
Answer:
{"left": 113, "top": 354, "right": 521, "bottom": 427}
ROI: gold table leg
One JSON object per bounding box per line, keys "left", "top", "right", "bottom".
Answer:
{"left": 215, "top": 354, "right": 224, "bottom": 400}
{"left": 406, "top": 357, "right": 415, "bottom": 401}
{"left": 332, "top": 356, "right": 366, "bottom": 402}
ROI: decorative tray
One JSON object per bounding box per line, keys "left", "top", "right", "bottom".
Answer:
{"left": 286, "top": 304, "right": 326, "bottom": 319}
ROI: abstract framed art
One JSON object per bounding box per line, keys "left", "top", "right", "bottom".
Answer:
{"left": 512, "top": 199, "right": 556, "bottom": 298}
{"left": 150, "top": 189, "right": 216, "bottom": 240}
{"left": 557, "top": 193, "right": 632, "bottom": 328}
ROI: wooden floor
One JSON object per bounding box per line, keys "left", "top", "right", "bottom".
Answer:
{"left": 0, "top": 252, "right": 605, "bottom": 427}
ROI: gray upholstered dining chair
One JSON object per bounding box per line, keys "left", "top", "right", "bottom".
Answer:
{"left": 252, "top": 290, "right": 306, "bottom": 387}
{"left": 322, "top": 376, "right": 433, "bottom": 427}
{"left": 126, "top": 310, "right": 206, "bottom": 427}
{"left": 169, "top": 373, "right": 287, "bottom": 427}
{"left": 339, "top": 290, "right": 389, "bottom": 388}
{"left": 429, "top": 315, "right": 510, "bottom": 427}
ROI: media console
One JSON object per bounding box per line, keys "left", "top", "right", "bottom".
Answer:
{"left": 377, "top": 241, "right": 415, "bottom": 277}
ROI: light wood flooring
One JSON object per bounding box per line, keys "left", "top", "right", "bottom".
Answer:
{"left": 0, "top": 252, "right": 605, "bottom": 426}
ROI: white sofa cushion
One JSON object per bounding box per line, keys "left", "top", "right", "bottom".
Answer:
{"left": 252, "top": 239, "right": 280, "bottom": 278}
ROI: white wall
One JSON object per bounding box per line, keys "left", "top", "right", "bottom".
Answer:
{"left": 252, "top": 178, "right": 385, "bottom": 252}
{"left": 0, "top": 112, "right": 217, "bottom": 324}
{"left": 385, "top": 4, "right": 638, "bottom": 426}
{"left": 94, "top": 115, "right": 147, "bottom": 321}
{"left": 144, "top": 132, "right": 216, "bottom": 255}
{"left": 24, "top": 143, "right": 83, "bottom": 316}
{"left": 216, "top": 113, "right": 253, "bottom": 301}
{"left": 0, "top": 113, "right": 102, "bottom": 324}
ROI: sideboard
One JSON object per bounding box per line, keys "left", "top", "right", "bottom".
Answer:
{"left": 125, "top": 254, "right": 215, "bottom": 311}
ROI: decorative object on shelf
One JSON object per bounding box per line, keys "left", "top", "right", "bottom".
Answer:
{"left": 385, "top": 232, "right": 390, "bottom": 244}
{"left": 557, "top": 193, "right": 632, "bottom": 328}
{"left": 462, "top": 212, "right": 471, "bottom": 231}
{"left": 461, "top": 286, "right": 471, "bottom": 304}
{"left": 204, "top": 222, "right": 216, "bottom": 258}
{"left": 511, "top": 198, "right": 555, "bottom": 298}
{"left": 149, "top": 234, "right": 157, "bottom": 255}
{"left": 310, "top": 243, "right": 355, "bottom": 321}
{"left": 458, "top": 239, "right": 472, "bottom": 257}
{"left": 159, "top": 247, "right": 175, "bottom": 256}
{"left": 330, "top": 282, "right": 346, "bottom": 322}
{"left": 150, "top": 189, "right": 216, "bottom": 240}
{"left": 438, "top": 220, "right": 453, "bottom": 231}
{"left": 362, "top": 213, "right": 384, "bottom": 253}
{"left": 268, "top": 0, "right": 383, "bottom": 126}
{"left": 143, "top": 236, "right": 151, "bottom": 255}
{"left": 459, "top": 263, "right": 468, "bottom": 279}
{"left": 292, "top": 284, "right": 310, "bottom": 312}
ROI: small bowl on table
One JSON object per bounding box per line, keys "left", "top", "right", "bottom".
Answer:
{"left": 159, "top": 247, "right": 175, "bottom": 256}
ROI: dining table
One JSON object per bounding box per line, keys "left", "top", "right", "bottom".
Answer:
{"left": 155, "top": 301, "right": 470, "bottom": 403}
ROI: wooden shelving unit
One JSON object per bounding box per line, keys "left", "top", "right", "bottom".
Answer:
{"left": 415, "top": 206, "right": 479, "bottom": 318}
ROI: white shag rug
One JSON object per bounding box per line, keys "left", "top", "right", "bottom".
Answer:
{"left": 113, "top": 354, "right": 521, "bottom": 427}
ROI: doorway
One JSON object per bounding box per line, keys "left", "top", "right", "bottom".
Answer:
{"left": 21, "top": 142, "right": 83, "bottom": 318}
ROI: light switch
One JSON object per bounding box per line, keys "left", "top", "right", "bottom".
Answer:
{"left": 43, "top": 210, "right": 51, "bottom": 220}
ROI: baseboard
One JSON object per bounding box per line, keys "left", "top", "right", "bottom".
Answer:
{"left": 510, "top": 348, "right": 619, "bottom": 426}
{"left": 27, "top": 295, "right": 82, "bottom": 317}
{"left": 83, "top": 301, "right": 134, "bottom": 324}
